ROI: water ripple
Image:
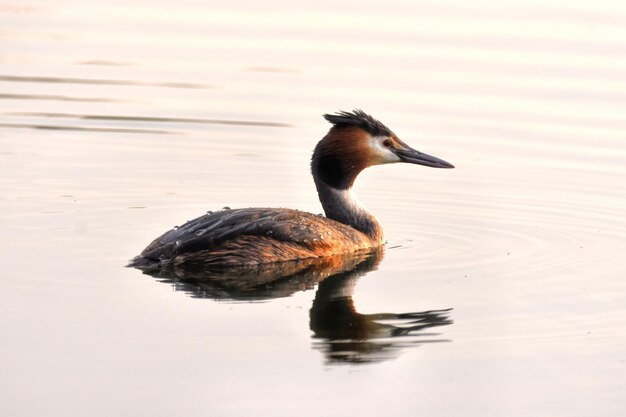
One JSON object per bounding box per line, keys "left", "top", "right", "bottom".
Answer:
{"left": 7, "top": 112, "right": 293, "bottom": 128}
{"left": 0, "top": 74, "right": 211, "bottom": 89}
{"left": 0, "top": 123, "right": 173, "bottom": 135}
{"left": 0, "top": 93, "right": 122, "bottom": 102}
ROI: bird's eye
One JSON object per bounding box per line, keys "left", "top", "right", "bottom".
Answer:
{"left": 382, "top": 139, "right": 392, "bottom": 147}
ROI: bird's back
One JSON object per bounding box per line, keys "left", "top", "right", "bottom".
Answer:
{"left": 129, "top": 207, "right": 378, "bottom": 270}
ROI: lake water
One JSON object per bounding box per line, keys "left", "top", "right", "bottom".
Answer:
{"left": 2, "top": 1, "right": 626, "bottom": 416}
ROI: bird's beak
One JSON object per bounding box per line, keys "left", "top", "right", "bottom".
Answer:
{"left": 393, "top": 143, "right": 455, "bottom": 169}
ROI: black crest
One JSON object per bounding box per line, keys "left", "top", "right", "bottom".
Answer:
{"left": 323, "top": 109, "right": 392, "bottom": 137}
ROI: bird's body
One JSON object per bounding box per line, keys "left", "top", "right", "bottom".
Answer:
{"left": 131, "top": 207, "right": 379, "bottom": 270}
{"left": 129, "top": 110, "right": 453, "bottom": 271}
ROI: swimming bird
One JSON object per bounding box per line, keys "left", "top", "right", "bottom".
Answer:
{"left": 129, "top": 110, "right": 453, "bottom": 271}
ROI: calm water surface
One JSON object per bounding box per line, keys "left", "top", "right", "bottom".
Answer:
{"left": 2, "top": 1, "right": 626, "bottom": 416}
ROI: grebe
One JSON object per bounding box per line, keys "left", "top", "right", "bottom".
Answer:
{"left": 129, "top": 110, "right": 453, "bottom": 270}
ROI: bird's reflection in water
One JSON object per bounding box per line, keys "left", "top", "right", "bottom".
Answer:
{"left": 308, "top": 249, "right": 452, "bottom": 364}
{"left": 139, "top": 248, "right": 452, "bottom": 364}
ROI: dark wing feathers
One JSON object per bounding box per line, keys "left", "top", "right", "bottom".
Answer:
{"left": 135, "top": 208, "right": 370, "bottom": 268}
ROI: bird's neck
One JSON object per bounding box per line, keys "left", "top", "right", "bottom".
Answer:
{"left": 311, "top": 133, "right": 384, "bottom": 243}
{"left": 312, "top": 176, "right": 384, "bottom": 243}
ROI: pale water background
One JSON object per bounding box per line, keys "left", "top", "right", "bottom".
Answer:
{"left": 2, "top": 1, "right": 626, "bottom": 416}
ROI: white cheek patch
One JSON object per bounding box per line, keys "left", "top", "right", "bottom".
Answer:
{"left": 369, "top": 136, "right": 401, "bottom": 164}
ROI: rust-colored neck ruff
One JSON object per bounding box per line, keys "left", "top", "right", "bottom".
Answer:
{"left": 311, "top": 126, "right": 370, "bottom": 190}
